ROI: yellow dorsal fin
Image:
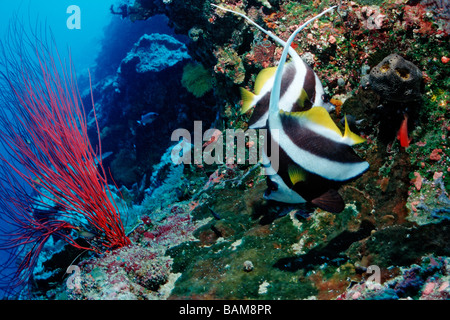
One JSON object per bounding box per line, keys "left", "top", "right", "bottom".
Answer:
{"left": 288, "top": 165, "right": 307, "bottom": 185}
{"left": 254, "top": 67, "right": 277, "bottom": 95}
{"left": 344, "top": 115, "right": 366, "bottom": 145}
{"left": 281, "top": 107, "right": 343, "bottom": 137}
{"left": 240, "top": 87, "right": 256, "bottom": 114}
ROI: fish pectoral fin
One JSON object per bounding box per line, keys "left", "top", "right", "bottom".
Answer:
{"left": 344, "top": 115, "right": 366, "bottom": 145}
{"left": 288, "top": 165, "right": 307, "bottom": 185}
{"left": 295, "top": 89, "right": 311, "bottom": 111}
{"left": 240, "top": 87, "right": 256, "bottom": 113}
{"left": 311, "top": 189, "right": 345, "bottom": 213}
{"left": 298, "top": 89, "right": 309, "bottom": 105}
{"left": 254, "top": 66, "right": 277, "bottom": 95}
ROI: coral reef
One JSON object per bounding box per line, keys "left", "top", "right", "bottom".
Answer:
{"left": 22, "top": 0, "right": 450, "bottom": 301}
{"left": 85, "top": 31, "right": 216, "bottom": 188}
{"left": 119, "top": 33, "right": 190, "bottom": 75}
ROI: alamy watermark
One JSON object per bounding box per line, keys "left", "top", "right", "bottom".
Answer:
{"left": 170, "top": 121, "right": 280, "bottom": 174}
{"left": 366, "top": 265, "right": 381, "bottom": 283}
{"left": 66, "top": 265, "right": 81, "bottom": 290}
{"left": 67, "top": 5, "right": 81, "bottom": 30}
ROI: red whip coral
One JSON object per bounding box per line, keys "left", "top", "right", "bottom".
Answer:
{"left": 0, "top": 26, "right": 130, "bottom": 294}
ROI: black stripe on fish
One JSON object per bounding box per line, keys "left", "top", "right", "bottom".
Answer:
{"left": 280, "top": 114, "right": 365, "bottom": 164}
{"left": 303, "top": 65, "right": 316, "bottom": 104}
{"left": 248, "top": 63, "right": 297, "bottom": 127}
{"left": 290, "top": 63, "right": 316, "bottom": 113}
{"left": 248, "top": 91, "right": 270, "bottom": 127}
{"left": 265, "top": 131, "right": 345, "bottom": 212}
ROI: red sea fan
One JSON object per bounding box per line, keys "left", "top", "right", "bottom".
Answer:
{"left": 0, "top": 24, "right": 130, "bottom": 295}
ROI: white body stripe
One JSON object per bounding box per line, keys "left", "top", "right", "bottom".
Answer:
{"left": 269, "top": 116, "right": 369, "bottom": 181}
{"left": 262, "top": 154, "right": 306, "bottom": 203}
{"left": 264, "top": 173, "right": 306, "bottom": 203}
{"left": 313, "top": 74, "right": 326, "bottom": 107}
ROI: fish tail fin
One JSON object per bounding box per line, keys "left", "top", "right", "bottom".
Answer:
{"left": 240, "top": 87, "right": 256, "bottom": 114}
{"left": 344, "top": 115, "right": 366, "bottom": 145}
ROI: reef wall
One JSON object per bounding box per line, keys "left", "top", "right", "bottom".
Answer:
{"left": 32, "top": 0, "right": 449, "bottom": 300}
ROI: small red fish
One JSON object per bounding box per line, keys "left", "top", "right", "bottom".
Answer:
{"left": 397, "top": 114, "right": 411, "bottom": 147}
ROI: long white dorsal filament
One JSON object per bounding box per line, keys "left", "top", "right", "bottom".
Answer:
{"left": 268, "top": 6, "right": 337, "bottom": 117}
{"left": 211, "top": 4, "right": 337, "bottom": 118}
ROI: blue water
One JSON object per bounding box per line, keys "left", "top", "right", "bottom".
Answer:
{"left": 1, "top": 0, "right": 114, "bottom": 72}
{"left": 0, "top": 0, "right": 114, "bottom": 299}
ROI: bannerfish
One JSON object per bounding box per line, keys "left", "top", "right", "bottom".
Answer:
{"left": 137, "top": 112, "right": 158, "bottom": 126}
{"left": 212, "top": 5, "right": 334, "bottom": 129}
{"left": 397, "top": 114, "right": 411, "bottom": 147}
{"left": 263, "top": 112, "right": 368, "bottom": 213}
{"left": 214, "top": 5, "right": 369, "bottom": 213}
{"left": 241, "top": 63, "right": 334, "bottom": 129}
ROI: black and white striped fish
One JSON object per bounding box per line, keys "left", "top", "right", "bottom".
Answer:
{"left": 263, "top": 109, "right": 368, "bottom": 212}
{"left": 213, "top": 5, "right": 369, "bottom": 213}
{"left": 241, "top": 59, "right": 333, "bottom": 129}
{"left": 231, "top": 8, "right": 334, "bottom": 129}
